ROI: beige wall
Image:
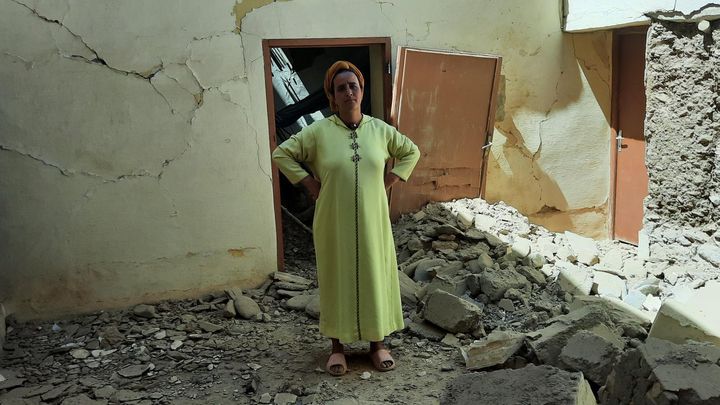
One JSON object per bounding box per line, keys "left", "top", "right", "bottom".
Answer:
{"left": 0, "top": 0, "right": 276, "bottom": 320}
{"left": 0, "top": 0, "right": 612, "bottom": 319}
{"left": 242, "top": 0, "right": 612, "bottom": 238}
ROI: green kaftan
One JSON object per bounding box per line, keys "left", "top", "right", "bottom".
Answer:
{"left": 272, "top": 115, "right": 420, "bottom": 343}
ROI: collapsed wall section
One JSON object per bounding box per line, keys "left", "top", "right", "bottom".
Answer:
{"left": 644, "top": 20, "right": 720, "bottom": 264}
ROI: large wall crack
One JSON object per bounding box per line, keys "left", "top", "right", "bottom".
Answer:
{"left": 646, "top": 2, "right": 720, "bottom": 20}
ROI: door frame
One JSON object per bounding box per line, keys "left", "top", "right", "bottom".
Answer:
{"left": 609, "top": 26, "right": 649, "bottom": 241}
{"left": 262, "top": 37, "right": 392, "bottom": 271}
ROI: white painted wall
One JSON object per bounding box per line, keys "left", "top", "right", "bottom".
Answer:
{"left": 565, "top": 0, "right": 720, "bottom": 32}
{"left": 0, "top": 0, "right": 614, "bottom": 319}
{"left": 0, "top": 0, "right": 276, "bottom": 319}
{"left": 242, "top": 0, "right": 613, "bottom": 238}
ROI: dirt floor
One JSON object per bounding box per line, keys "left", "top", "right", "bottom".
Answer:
{"left": 0, "top": 216, "right": 462, "bottom": 405}
{"left": 2, "top": 199, "right": 717, "bottom": 404}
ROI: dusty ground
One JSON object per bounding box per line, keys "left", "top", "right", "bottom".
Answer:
{"left": 2, "top": 198, "right": 718, "bottom": 404}
{"left": 0, "top": 216, "right": 464, "bottom": 405}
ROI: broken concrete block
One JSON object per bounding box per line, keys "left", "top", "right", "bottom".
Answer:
{"left": 442, "top": 364, "right": 596, "bottom": 405}
{"left": 537, "top": 236, "right": 559, "bottom": 260}
{"left": 412, "top": 258, "right": 447, "bottom": 282}
{"left": 564, "top": 231, "right": 599, "bottom": 265}
{"left": 698, "top": 243, "right": 720, "bottom": 267}
{"left": 424, "top": 290, "right": 482, "bottom": 334}
{"left": 441, "top": 333, "right": 462, "bottom": 347}
{"left": 233, "top": 296, "right": 262, "bottom": 320}
{"left": 498, "top": 298, "right": 515, "bottom": 312}
{"left": 407, "top": 320, "right": 445, "bottom": 341}
{"left": 570, "top": 296, "right": 652, "bottom": 338}
{"left": 432, "top": 240, "right": 459, "bottom": 251}
{"left": 476, "top": 267, "right": 530, "bottom": 301}
{"left": 223, "top": 300, "right": 237, "bottom": 318}
{"left": 508, "top": 237, "right": 531, "bottom": 258}
{"left": 596, "top": 247, "right": 624, "bottom": 273}
{"left": 642, "top": 295, "right": 662, "bottom": 313}
{"left": 456, "top": 210, "right": 474, "bottom": 229}
{"left": 132, "top": 304, "right": 157, "bottom": 319}
{"left": 591, "top": 271, "right": 626, "bottom": 299}
{"left": 426, "top": 274, "right": 467, "bottom": 298}
{"left": 473, "top": 213, "right": 495, "bottom": 233}
{"left": 622, "top": 289, "right": 646, "bottom": 310}
{"left": 397, "top": 270, "right": 419, "bottom": 305}
{"left": 527, "top": 305, "right": 616, "bottom": 365}
{"left": 622, "top": 258, "right": 647, "bottom": 279}
{"left": 304, "top": 295, "right": 320, "bottom": 319}
{"left": 516, "top": 265, "right": 547, "bottom": 286}
{"left": 556, "top": 245, "right": 577, "bottom": 263}
{"left": 648, "top": 280, "right": 720, "bottom": 347}
{"left": 482, "top": 231, "right": 505, "bottom": 248}
{"left": 601, "top": 338, "right": 720, "bottom": 404}
{"left": 0, "top": 369, "right": 25, "bottom": 391}
{"left": 557, "top": 262, "right": 593, "bottom": 296}
{"left": 462, "top": 330, "right": 525, "bottom": 370}
{"left": 272, "top": 272, "right": 313, "bottom": 286}
{"left": 559, "top": 329, "right": 624, "bottom": 386}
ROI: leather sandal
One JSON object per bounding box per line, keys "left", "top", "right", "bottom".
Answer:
{"left": 370, "top": 348, "right": 396, "bottom": 372}
{"left": 325, "top": 352, "right": 347, "bottom": 376}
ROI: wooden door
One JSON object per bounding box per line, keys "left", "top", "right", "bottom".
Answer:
{"left": 612, "top": 30, "right": 649, "bottom": 244}
{"left": 389, "top": 48, "right": 502, "bottom": 219}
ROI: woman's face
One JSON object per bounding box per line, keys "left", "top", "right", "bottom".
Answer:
{"left": 332, "top": 71, "right": 363, "bottom": 113}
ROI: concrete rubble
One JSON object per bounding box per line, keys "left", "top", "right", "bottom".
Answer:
{"left": 1, "top": 197, "right": 718, "bottom": 403}
{"left": 442, "top": 364, "right": 597, "bottom": 405}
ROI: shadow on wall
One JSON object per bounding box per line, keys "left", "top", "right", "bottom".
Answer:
{"left": 487, "top": 32, "right": 611, "bottom": 238}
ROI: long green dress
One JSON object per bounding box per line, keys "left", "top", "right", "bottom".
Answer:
{"left": 272, "top": 115, "right": 420, "bottom": 343}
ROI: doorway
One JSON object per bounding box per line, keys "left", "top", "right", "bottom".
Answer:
{"left": 262, "top": 38, "right": 392, "bottom": 271}
{"left": 611, "top": 28, "right": 649, "bottom": 244}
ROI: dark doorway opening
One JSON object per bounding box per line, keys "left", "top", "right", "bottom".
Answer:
{"left": 262, "top": 38, "right": 391, "bottom": 271}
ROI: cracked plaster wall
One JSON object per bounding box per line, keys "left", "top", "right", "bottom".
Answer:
{"left": 241, "top": 0, "right": 612, "bottom": 238}
{"left": 0, "top": 0, "right": 276, "bottom": 320}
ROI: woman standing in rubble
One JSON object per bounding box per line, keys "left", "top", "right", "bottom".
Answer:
{"left": 272, "top": 61, "right": 420, "bottom": 376}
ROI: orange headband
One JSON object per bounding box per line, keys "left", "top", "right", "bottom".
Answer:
{"left": 323, "top": 60, "right": 365, "bottom": 112}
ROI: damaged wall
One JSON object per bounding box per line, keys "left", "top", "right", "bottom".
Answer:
{"left": 643, "top": 19, "right": 720, "bottom": 264}
{"left": 0, "top": 0, "right": 276, "bottom": 319}
{"left": 0, "top": 0, "right": 613, "bottom": 319}
{"left": 241, "top": 0, "right": 613, "bottom": 239}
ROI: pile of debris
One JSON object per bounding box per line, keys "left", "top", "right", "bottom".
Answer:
{"left": 387, "top": 198, "right": 720, "bottom": 404}
{"left": 2, "top": 197, "right": 719, "bottom": 404}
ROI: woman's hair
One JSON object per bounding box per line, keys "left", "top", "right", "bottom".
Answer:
{"left": 323, "top": 60, "right": 365, "bottom": 112}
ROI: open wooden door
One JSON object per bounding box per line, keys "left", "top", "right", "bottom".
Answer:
{"left": 389, "top": 47, "right": 502, "bottom": 219}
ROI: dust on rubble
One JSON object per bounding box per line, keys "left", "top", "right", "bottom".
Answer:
{"left": 1, "top": 198, "right": 718, "bottom": 404}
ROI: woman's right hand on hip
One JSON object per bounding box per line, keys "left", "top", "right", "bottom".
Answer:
{"left": 300, "top": 176, "right": 321, "bottom": 201}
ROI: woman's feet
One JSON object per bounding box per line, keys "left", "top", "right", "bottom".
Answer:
{"left": 326, "top": 338, "right": 347, "bottom": 376}
{"left": 369, "top": 341, "right": 396, "bottom": 372}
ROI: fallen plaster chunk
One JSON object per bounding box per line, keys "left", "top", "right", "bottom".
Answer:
{"left": 602, "top": 338, "right": 720, "bottom": 404}
{"left": 592, "top": 271, "right": 626, "bottom": 299}
{"left": 622, "top": 258, "right": 647, "bottom": 279}
{"left": 442, "top": 364, "right": 596, "bottom": 405}
{"left": 594, "top": 247, "right": 624, "bottom": 274}
{"left": 557, "top": 261, "right": 593, "bottom": 296}
{"left": 462, "top": 330, "right": 525, "bottom": 370}
{"left": 564, "top": 232, "right": 599, "bottom": 265}
{"left": 648, "top": 280, "right": 720, "bottom": 347}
